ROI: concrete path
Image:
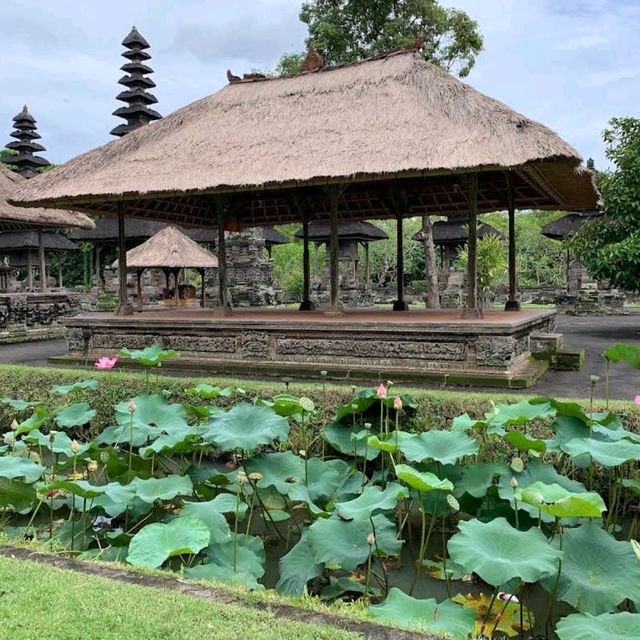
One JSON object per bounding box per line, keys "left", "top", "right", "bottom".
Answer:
{"left": 0, "top": 312, "right": 638, "bottom": 399}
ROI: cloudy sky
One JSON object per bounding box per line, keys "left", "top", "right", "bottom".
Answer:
{"left": 0, "top": 0, "right": 637, "bottom": 168}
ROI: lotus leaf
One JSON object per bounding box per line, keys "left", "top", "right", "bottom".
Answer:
{"left": 17, "top": 407, "right": 49, "bottom": 434}
{"left": 516, "top": 482, "right": 606, "bottom": 519}
{"left": 139, "top": 425, "right": 198, "bottom": 458}
{"left": 562, "top": 437, "right": 640, "bottom": 467}
{"left": 556, "top": 612, "right": 640, "bottom": 640}
{"left": 369, "top": 588, "right": 475, "bottom": 640}
{"left": 333, "top": 483, "right": 408, "bottom": 520}
{"left": 488, "top": 399, "right": 555, "bottom": 430}
{"left": 367, "top": 433, "right": 400, "bottom": 453}
{"left": 397, "top": 429, "right": 478, "bottom": 464}
{"left": 244, "top": 451, "right": 305, "bottom": 494}
{"left": 54, "top": 403, "right": 96, "bottom": 429}
{"left": 198, "top": 403, "right": 289, "bottom": 452}
{"left": 395, "top": 464, "right": 454, "bottom": 493}
{"left": 119, "top": 344, "right": 179, "bottom": 367}
{"left": 307, "top": 514, "right": 402, "bottom": 570}
{"left": 324, "top": 422, "right": 380, "bottom": 460}
{"left": 277, "top": 533, "right": 324, "bottom": 596}
{"left": 186, "top": 383, "right": 233, "bottom": 398}
{"left": 50, "top": 379, "right": 99, "bottom": 395}
{"left": 0, "top": 397, "right": 32, "bottom": 411}
{"left": 24, "top": 429, "right": 90, "bottom": 457}
{"left": 334, "top": 389, "right": 416, "bottom": 422}
{"left": 92, "top": 482, "right": 138, "bottom": 517}
{"left": 0, "top": 456, "right": 45, "bottom": 483}
{"left": 504, "top": 430, "right": 546, "bottom": 453}
{"left": 131, "top": 475, "right": 193, "bottom": 503}
{"left": 448, "top": 517, "right": 561, "bottom": 585}
{"left": 127, "top": 516, "right": 210, "bottom": 568}
{"left": 48, "top": 479, "right": 106, "bottom": 499}
{"left": 456, "top": 462, "right": 510, "bottom": 498}
{"left": 180, "top": 503, "right": 231, "bottom": 543}
{"left": 541, "top": 522, "right": 640, "bottom": 614}
{"left": 602, "top": 342, "right": 640, "bottom": 369}
{"left": 0, "top": 477, "right": 36, "bottom": 511}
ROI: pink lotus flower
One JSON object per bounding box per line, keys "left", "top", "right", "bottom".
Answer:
{"left": 376, "top": 383, "right": 387, "bottom": 399}
{"left": 95, "top": 356, "right": 118, "bottom": 370}
{"left": 497, "top": 591, "right": 519, "bottom": 604}
{"left": 635, "top": 395, "right": 640, "bottom": 407}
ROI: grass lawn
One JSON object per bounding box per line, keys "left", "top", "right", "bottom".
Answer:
{"left": 0, "top": 555, "right": 361, "bottom": 640}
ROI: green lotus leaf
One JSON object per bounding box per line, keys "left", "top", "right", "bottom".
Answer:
{"left": 244, "top": 451, "right": 305, "bottom": 495}
{"left": 119, "top": 344, "right": 179, "bottom": 367}
{"left": 321, "top": 576, "right": 378, "bottom": 600}
{"left": 516, "top": 482, "right": 606, "bottom": 519}
{"left": 127, "top": 515, "right": 210, "bottom": 568}
{"left": 262, "top": 394, "right": 313, "bottom": 418}
{"left": 324, "top": 422, "right": 380, "bottom": 460}
{"left": 556, "top": 612, "right": 640, "bottom": 640}
{"left": 0, "top": 477, "right": 36, "bottom": 511}
{"left": 24, "top": 429, "right": 90, "bottom": 458}
{"left": 186, "top": 533, "right": 265, "bottom": 589}
{"left": 592, "top": 423, "right": 640, "bottom": 444}
{"left": 622, "top": 478, "right": 640, "bottom": 495}
{"left": 17, "top": 407, "right": 49, "bottom": 434}
{"left": 562, "top": 437, "right": 640, "bottom": 467}
{"left": 333, "top": 483, "right": 408, "bottom": 520}
{"left": 395, "top": 464, "right": 454, "bottom": 493}
{"left": 202, "top": 493, "right": 249, "bottom": 519}
{"left": 397, "top": 430, "right": 478, "bottom": 464}
{"left": 307, "top": 514, "right": 402, "bottom": 571}
{"left": 48, "top": 479, "right": 106, "bottom": 499}
{"left": 0, "top": 397, "right": 32, "bottom": 411}
{"left": 0, "top": 455, "right": 45, "bottom": 483}
{"left": 456, "top": 462, "right": 510, "bottom": 498}
{"left": 131, "top": 475, "right": 193, "bottom": 503}
{"left": 179, "top": 503, "right": 231, "bottom": 543}
{"left": 92, "top": 482, "right": 139, "bottom": 517}
{"left": 602, "top": 342, "right": 640, "bottom": 369}
{"left": 451, "top": 413, "right": 485, "bottom": 433}
{"left": 369, "top": 588, "right": 475, "bottom": 640}
{"left": 277, "top": 533, "right": 323, "bottom": 597}
{"left": 54, "top": 403, "right": 97, "bottom": 429}
{"left": 139, "top": 425, "right": 198, "bottom": 458}
{"left": 186, "top": 383, "right": 233, "bottom": 398}
{"left": 448, "top": 517, "right": 561, "bottom": 586}
{"left": 541, "top": 522, "right": 640, "bottom": 615}
{"left": 50, "top": 379, "right": 99, "bottom": 396}
{"left": 334, "top": 389, "right": 416, "bottom": 422}
{"left": 422, "top": 558, "right": 469, "bottom": 581}
{"left": 198, "top": 403, "right": 289, "bottom": 452}
{"left": 367, "top": 433, "right": 401, "bottom": 453}
{"left": 504, "top": 430, "right": 547, "bottom": 453}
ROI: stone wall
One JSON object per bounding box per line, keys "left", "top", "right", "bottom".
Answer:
{"left": 0, "top": 292, "right": 81, "bottom": 340}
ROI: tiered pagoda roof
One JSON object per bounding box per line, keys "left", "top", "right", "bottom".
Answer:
{"left": 2, "top": 106, "right": 51, "bottom": 178}
{"left": 110, "top": 26, "right": 161, "bottom": 137}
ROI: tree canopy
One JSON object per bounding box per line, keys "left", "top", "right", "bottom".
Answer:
{"left": 575, "top": 117, "right": 640, "bottom": 291}
{"left": 278, "top": 0, "right": 483, "bottom": 76}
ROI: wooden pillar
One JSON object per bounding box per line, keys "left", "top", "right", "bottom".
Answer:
{"left": 364, "top": 242, "right": 370, "bottom": 288}
{"left": 38, "top": 232, "right": 47, "bottom": 292}
{"left": 198, "top": 268, "right": 206, "bottom": 307}
{"left": 504, "top": 172, "right": 520, "bottom": 311}
{"left": 58, "top": 263, "right": 63, "bottom": 289}
{"left": 215, "top": 197, "right": 230, "bottom": 315}
{"left": 174, "top": 269, "right": 180, "bottom": 306}
{"left": 27, "top": 251, "right": 33, "bottom": 290}
{"left": 393, "top": 214, "right": 408, "bottom": 311}
{"left": 115, "top": 204, "right": 133, "bottom": 316}
{"left": 299, "top": 213, "right": 314, "bottom": 311}
{"left": 328, "top": 187, "right": 340, "bottom": 313}
{"left": 461, "top": 174, "right": 482, "bottom": 319}
{"left": 94, "top": 245, "right": 103, "bottom": 288}
{"left": 136, "top": 268, "right": 143, "bottom": 310}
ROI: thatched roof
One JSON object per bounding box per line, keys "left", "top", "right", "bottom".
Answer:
{"left": 113, "top": 226, "right": 218, "bottom": 269}
{"left": 541, "top": 210, "right": 602, "bottom": 241}
{"left": 11, "top": 50, "right": 598, "bottom": 225}
{"left": 0, "top": 230, "right": 79, "bottom": 252}
{"left": 0, "top": 165, "right": 94, "bottom": 231}
{"left": 294, "top": 220, "right": 388, "bottom": 243}
{"left": 259, "top": 226, "right": 289, "bottom": 246}
{"left": 69, "top": 216, "right": 215, "bottom": 244}
{"left": 412, "top": 219, "right": 503, "bottom": 245}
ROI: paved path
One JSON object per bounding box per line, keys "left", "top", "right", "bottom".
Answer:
{"left": 0, "top": 312, "right": 639, "bottom": 399}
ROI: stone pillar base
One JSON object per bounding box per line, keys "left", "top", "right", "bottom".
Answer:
{"left": 461, "top": 307, "right": 483, "bottom": 319}
{"left": 114, "top": 303, "right": 134, "bottom": 317}
{"left": 298, "top": 299, "right": 316, "bottom": 311}
{"left": 392, "top": 300, "right": 409, "bottom": 311}
{"left": 505, "top": 299, "right": 521, "bottom": 312}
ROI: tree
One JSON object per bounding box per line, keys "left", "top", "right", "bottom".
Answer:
{"left": 278, "top": 0, "right": 483, "bottom": 77}
{"left": 455, "top": 235, "right": 507, "bottom": 307}
{"left": 574, "top": 117, "right": 640, "bottom": 291}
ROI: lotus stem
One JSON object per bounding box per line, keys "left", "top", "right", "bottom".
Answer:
{"left": 233, "top": 482, "right": 241, "bottom": 572}
{"left": 605, "top": 358, "right": 610, "bottom": 409}
{"left": 544, "top": 519, "right": 563, "bottom": 633}
{"left": 364, "top": 543, "right": 373, "bottom": 599}
{"left": 127, "top": 411, "right": 134, "bottom": 479}
{"left": 409, "top": 490, "right": 438, "bottom": 595}
{"left": 490, "top": 584, "right": 521, "bottom": 637}
{"left": 480, "top": 586, "right": 500, "bottom": 636}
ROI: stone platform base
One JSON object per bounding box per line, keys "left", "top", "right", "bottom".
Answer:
{"left": 60, "top": 308, "right": 556, "bottom": 387}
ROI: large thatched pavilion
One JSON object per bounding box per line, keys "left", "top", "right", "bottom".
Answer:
{"left": 11, "top": 48, "right": 598, "bottom": 384}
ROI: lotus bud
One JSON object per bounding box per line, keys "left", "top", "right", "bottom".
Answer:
{"left": 320, "top": 370, "right": 328, "bottom": 378}
{"left": 510, "top": 477, "right": 519, "bottom": 489}
{"left": 364, "top": 422, "right": 372, "bottom": 431}
{"left": 48, "top": 430, "right": 59, "bottom": 443}
{"left": 393, "top": 396, "right": 402, "bottom": 411}
{"left": 87, "top": 461, "right": 98, "bottom": 473}
{"left": 99, "top": 450, "right": 111, "bottom": 463}
{"left": 367, "top": 532, "right": 376, "bottom": 546}
{"left": 127, "top": 400, "right": 136, "bottom": 413}
{"left": 3, "top": 434, "right": 13, "bottom": 446}
{"left": 497, "top": 592, "right": 519, "bottom": 604}
{"left": 237, "top": 471, "right": 248, "bottom": 485}
{"left": 376, "top": 383, "right": 387, "bottom": 399}
{"left": 248, "top": 472, "right": 263, "bottom": 482}
{"left": 70, "top": 439, "right": 80, "bottom": 454}
{"left": 10, "top": 419, "right": 19, "bottom": 431}
{"left": 590, "top": 375, "right": 600, "bottom": 384}
{"left": 350, "top": 385, "right": 357, "bottom": 393}
{"left": 635, "top": 395, "right": 640, "bottom": 408}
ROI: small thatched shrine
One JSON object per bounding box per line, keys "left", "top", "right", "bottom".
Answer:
{"left": 113, "top": 226, "right": 217, "bottom": 307}
{"left": 294, "top": 221, "right": 388, "bottom": 307}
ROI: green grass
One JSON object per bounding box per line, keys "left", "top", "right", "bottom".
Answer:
{"left": 0, "top": 555, "right": 361, "bottom": 640}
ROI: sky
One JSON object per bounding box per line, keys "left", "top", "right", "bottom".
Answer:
{"left": 0, "top": 0, "right": 638, "bottom": 168}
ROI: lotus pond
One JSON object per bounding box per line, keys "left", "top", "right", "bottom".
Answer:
{"left": 1, "top": 345, "right": 640, "bottom": 640}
